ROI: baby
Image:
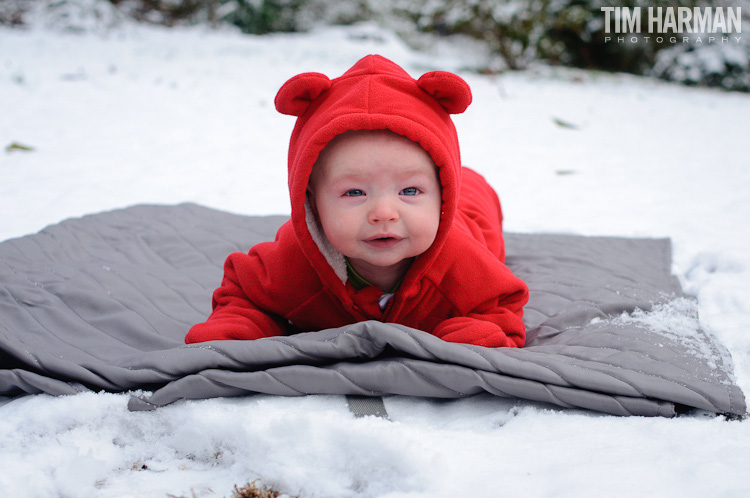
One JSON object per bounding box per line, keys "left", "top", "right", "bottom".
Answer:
{"left": 186, "top": 54, "right": 529, "bottom": 348}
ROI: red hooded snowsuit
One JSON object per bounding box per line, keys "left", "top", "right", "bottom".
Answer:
{"left": 186, "top": 55, "right": 529, "bottom": 348}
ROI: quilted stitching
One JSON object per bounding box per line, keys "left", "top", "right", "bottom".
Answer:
{"left": 0, "top": 204, "right": 745, "bottom": 417}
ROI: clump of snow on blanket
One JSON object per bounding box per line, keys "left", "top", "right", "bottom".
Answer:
{"left": 593, "top": 297, "right": 727, "bottom": 375}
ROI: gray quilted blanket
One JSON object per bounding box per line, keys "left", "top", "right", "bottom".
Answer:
{"left": 0, "top": 204, "right": 745, "bottom": 417}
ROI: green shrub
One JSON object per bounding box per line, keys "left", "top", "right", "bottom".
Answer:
{"left": 221, "top": 0, "right": 303, "bottom": 34}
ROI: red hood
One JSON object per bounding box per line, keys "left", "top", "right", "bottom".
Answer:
{"left": 274, "top": 54, "right": 472, "bottom": 291}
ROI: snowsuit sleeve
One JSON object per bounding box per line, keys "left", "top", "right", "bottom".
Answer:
{"left": 185, "top": 251, "right": 288, "bottom": 343}
{"left": 430, "top": 280, "right": 528, "bottom": 348}
{"left": 185, "top": 221, "right": 319, "bottom": 343}
{"left": 425, "top": 166, "right": 528, "bottom": 348}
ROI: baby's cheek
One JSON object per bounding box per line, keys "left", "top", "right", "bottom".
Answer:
{"left": 419, "top": 211, "right": 441, "bottom": 239}
{"left": 324, "top": 223, "right": 358, "bottom": 255}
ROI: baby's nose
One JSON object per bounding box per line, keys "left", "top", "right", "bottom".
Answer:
{"left": 369, "top": 196, "right": 399, "bottom": 223}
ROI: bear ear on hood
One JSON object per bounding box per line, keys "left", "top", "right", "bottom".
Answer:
{"left": 416, "top": 71, "right": 472, "bottom": 114}
{"left": 275, "top": 72, "right": 332, "bottom": 117}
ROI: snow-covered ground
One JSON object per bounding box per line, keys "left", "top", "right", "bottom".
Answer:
{"left": 2, "top": 16, "right": 750, "bottom": 498}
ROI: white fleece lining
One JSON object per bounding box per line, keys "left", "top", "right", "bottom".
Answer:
{"left": 304, "top": 198, "right": 348, "bottom": 284}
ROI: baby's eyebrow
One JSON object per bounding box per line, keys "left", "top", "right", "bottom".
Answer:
{"left": 397, "top": 167, "right": 439, "bottom": 182}
{"left": 327, "top": 172, "right": 368, "bottom": 183}
{"left": 326, "top": 164, "right": 438, "bottom": 185}
{"left": 407, "top": 169, "right": 436, "bottom": 177}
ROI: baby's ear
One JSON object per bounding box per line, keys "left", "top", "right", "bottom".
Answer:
{"left": 416, "top": 71, "right": 472, "bottom": 114}
{"left": 275, "top": 72, "right": 332, "bottom": 116}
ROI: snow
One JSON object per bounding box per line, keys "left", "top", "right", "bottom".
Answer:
{"left": 2, "top": 16, "right": 750, "bottom": 498}
{"left": 593, "top": 297, "right": 725, "bottom": 371}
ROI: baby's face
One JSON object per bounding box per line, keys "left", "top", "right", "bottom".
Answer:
{"left": 308, "top": 130, "right": 441, "bottom": 281}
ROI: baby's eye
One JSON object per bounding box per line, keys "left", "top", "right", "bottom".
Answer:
{"left": 344, "top": 189, "right": 365, "bottom": 197}
{"left": 400, "top": 187, "right": 420, "bottom": 196}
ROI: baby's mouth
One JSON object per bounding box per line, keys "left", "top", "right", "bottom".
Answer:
{"left": 365, "top": 235, "right": 403, "bottom": 248}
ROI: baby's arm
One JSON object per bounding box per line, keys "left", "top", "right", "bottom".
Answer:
{"left": 431, "top": 273, "right": 528, "bottom": 348}
{"left": 185, "top": 253, "right": 287, "bottom": 343}
{"left": 432, "top": 305, "right": 526, "bottom": 348}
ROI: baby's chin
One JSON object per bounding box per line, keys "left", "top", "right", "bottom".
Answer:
{"left": 348, "top": 254, "right": 416, "bottom": 271}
